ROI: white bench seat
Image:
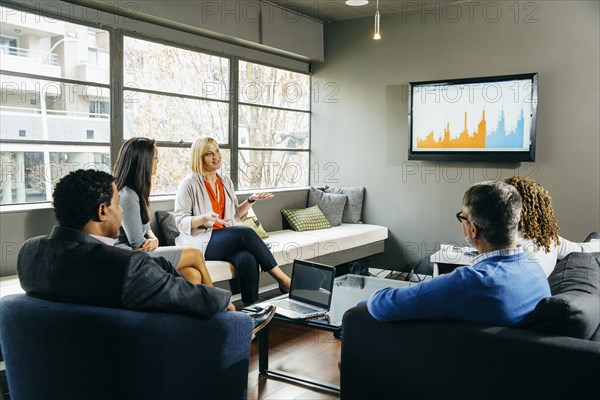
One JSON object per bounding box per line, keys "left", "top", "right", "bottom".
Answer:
{"left": 266, "top": 223, "right": 388, "bottom": 266}
{"left": 207, "top": 224, "right": 388, "bottom": 282}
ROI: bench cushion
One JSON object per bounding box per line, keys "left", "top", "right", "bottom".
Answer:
{"left": 265, "top": 224, "right": 388, "bottom": 266}
{"left": 206, "top": 261, "right": 237, "bottom": 282}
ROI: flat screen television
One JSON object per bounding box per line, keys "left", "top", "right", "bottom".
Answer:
{"left": 408, "top": 73, "right": 538, "bottom": 162}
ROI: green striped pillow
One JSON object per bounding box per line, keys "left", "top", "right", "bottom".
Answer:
{"left": 281, "top": 205, "right": 331, "bottom": 232}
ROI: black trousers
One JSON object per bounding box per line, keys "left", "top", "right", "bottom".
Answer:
{"left": 204, "top": 226, "right": 277, "bottom": 305}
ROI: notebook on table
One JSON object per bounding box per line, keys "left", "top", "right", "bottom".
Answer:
{"left": 267, "top": 259, "right": 335, "bottom": 319}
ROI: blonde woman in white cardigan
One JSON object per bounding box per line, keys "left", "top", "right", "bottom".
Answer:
{"left": 174, "top": 136, "right": 291, "bottom": 305}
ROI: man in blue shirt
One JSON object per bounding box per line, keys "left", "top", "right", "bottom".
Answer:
{"left": 364, "top": 181, "right": 550, "bottom": 327}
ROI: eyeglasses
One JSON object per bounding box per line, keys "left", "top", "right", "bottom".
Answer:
{"left": 456, "top": 211, "right": 469, "bottom": 223}
{"left": 202, "top": 149, "right": 221, "bottom": 158}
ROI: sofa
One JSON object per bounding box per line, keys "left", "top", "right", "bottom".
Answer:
{"left": 152, "top": 187, "right": 388, "bottom": 287}
{"left": 340, "top": 250, "right": 600, "bottom": 400}
{"left": 0, "top": 294, "right": 253, "bottom": 400}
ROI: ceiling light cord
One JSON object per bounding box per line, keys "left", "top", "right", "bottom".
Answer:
{"left": 373, "top": 0, "right": 381, "bottom": 40}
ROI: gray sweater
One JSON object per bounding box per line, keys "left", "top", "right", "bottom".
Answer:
{"left": 115, "top": 186, "right": 182, "bottom": 266}
{"left": 116, "top": 186, "right": 151, "bottom": 249}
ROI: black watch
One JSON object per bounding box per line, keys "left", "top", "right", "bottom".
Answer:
{"left": 247, "top": 196, "right": 256, "bottom": 204}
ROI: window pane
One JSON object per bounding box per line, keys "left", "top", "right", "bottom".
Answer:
{"left": 123, "top": 91, "right": 228, "bottom": 143}
{"left": 1, "top": 6, "right": 109, "bottom": 84}
{"left": 152, "top": 147, "right": 190, "bottom": 195}
{"left": 239, "top": 105, "right": 309, "bottom": 149}
{"left": 238, "top": 150, "right": 308, "bottom": 190}
{"left": 152, "top": 147, "right": 230, "bottom": 195}
{"left": 239, "top": 61, "right": 310, "bottom": 111}
{"left": 1, "top": 75, "right": 110, "bottom": 143}
{"left": 1, "top": 148, "right": 109, "bottom": 205}
{"left": 124, "top": 37, "right": 229, "bottom": 100}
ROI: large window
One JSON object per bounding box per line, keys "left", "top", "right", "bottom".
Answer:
{"left": 238, "top": 61, "right": 310, "bottom": 190}
{"left": 0, "top": 5, "right": 310, "bottom": 206}
{"left": 123, "top": 36, "right": 231, "bottom": 195}
{"left": 0, "top": 5, "right": 111, "bottom": 205}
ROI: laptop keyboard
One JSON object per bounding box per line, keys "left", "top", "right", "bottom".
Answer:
{"left": 273, "top": 299, "right": 319, "bottom": 314}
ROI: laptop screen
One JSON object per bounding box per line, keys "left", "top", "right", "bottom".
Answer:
{"left": 288, "top": 260, "right": 335, "bottom": 309}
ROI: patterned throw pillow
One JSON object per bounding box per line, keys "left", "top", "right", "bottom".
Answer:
{"left": 280, "top": 205, "right": 331, "bottom": 232}
{"left": 240, "top": 216, "right": 269, "bottom": 239}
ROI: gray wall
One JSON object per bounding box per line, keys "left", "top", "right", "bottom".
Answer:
{"left": 311, "top": 0, "right": 600, "bottom": 269}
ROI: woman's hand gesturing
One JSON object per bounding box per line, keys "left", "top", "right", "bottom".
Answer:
{"left": 248, "top": 192, "right": 274, "bottom": 202}
{"left": 202, "top": 211, "right": 231, "bottom": 227}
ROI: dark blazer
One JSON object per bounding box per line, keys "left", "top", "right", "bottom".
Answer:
{"left": 17, "top": 226, "right": 231, "bottom": 319}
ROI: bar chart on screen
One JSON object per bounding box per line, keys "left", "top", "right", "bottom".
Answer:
{"left": 413, "top": 78, "right": 533, "bottom": 152}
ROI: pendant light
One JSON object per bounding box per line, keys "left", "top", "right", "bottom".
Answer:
{"left": 373, "top": 0, "right": 381, "bottom": 40}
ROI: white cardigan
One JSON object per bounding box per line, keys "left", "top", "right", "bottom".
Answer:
{"left": 173, "top": 172, "right": 244, "bottom": 252}
{"left": 517, "top": 235, "right": 599, "bottom": 277}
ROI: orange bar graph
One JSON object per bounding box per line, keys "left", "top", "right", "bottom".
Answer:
{"left": 417, "top": 111, "right": 486, "bottom": 149}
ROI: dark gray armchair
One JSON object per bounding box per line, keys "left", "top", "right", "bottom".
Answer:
{"left": 0, "top": 294, "right": 253, "bottom": 400}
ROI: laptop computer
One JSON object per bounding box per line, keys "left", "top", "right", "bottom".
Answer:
{"left": 268, "top": 259, "right": 335, "bottom": 319}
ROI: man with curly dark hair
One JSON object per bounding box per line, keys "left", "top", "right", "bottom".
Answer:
{"left": 52, "top": 168, "right": 118, "bottom": 231}
{"left": 17, "top": 169, "right": 275, "bottom": 335}
{"left": 504, "top": 176, "right": 599, "bottom": 276}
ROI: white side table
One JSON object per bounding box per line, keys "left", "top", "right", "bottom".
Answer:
{"left": 430, "top": 245, "right": 477, "bottom": 277}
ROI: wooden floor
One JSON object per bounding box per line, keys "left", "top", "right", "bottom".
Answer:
{"left": 246, "top": 320, "right": 341, "bottom": 400}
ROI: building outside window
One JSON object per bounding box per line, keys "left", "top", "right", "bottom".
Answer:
{"left": 0, "top": 36, "right": 18, "bottom": 55}
{"left": 0, "top": 5, "right": 111, "bottom": 205}
{"left": 89, "top": 100, "right": 109, "bottom": 118}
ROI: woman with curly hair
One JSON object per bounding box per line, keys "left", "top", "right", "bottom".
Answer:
{"left": 504, "top": 176, "right": 599, "bottom": 276}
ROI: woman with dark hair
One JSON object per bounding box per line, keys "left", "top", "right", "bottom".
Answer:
{"left": 113, "top": 137, "right": 215, "bottom": 288}
{"left": 174, "top": 135, "right": 290, "bottom": 306}
{"left": 504, "top": 176, "right": 599, "bottom": 276}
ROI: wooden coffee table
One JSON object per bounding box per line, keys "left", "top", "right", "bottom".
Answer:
{"left": 251, "top": 273, "right": 424, "bottom": 393}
